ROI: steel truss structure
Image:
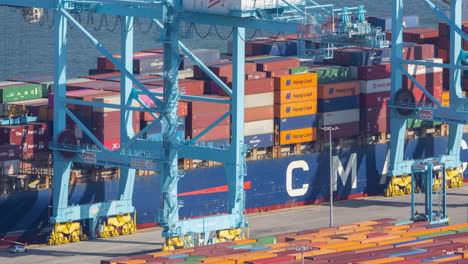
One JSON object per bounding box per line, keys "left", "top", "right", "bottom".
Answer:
{"left": 0, "top": 0, "right": 391, "bottom": 248}
{"left": 388, "top": 0, "right": 467, "bottom": 205}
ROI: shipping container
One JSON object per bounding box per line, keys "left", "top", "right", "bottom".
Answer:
{"left": 367, "top": 15, "right": 419, "bottom": 31}
{"left": 245, "top": 93, "right": 274, "bottom": 108}
{"left": 360, "top": 79, "right": 392, "bottom": 94}
{"left": 255, "top": 57, "right": 300, "bottom": 71}
{"left": 274, "top": 101, "right": 317, "bottom": 118}
{"left": 0, "top": 123, "right": 48, "bottom": 145}
{"left": 360, "top": 92, "right": 391, "bottom": 107}
{"left": 274, "top": 73, "right": 318, "bottom": 91}
{"left": 351, "top": 64, "right": 391, "bottom": 81}
{"left": 403, "top": 58, "right": 443, "bottom": 75}
{"left": 244, "top": 133, "right": 274, "bottom": 149}
{"left": 245, "top": 119, "right": 274, "bottom": 136}
{"left": 0, "top": 82, "right": 46, "bottom": 103}
{"left": 275, "top": 114, "right": 317, "bottom": 131}
{"left": 275, "top": 87, "right": 317, "bottom": 104}
{"left": 309, "top": 66, "right": 352, "bottom": 84}
{"left": 185, "top": 96, "right": 230, "bottom": 115}
{"left": 318, "top": 81, "right": 360, "bottom": 99}
{"left": 319, "top": 109, "right": 360, "bottom": 126}
{"left": 318, "top": 96, "right": 360, "bottom": 112}
{"left": 187, "top": 124, "right": 230, "bottom": 142}
{"left": 278, "top": 127, "right": 317, "bottom": 145}
{"left": 245, "top": 106, "right": 274, "bottom": 122}
{"left": 181, "top": 49, "right": 221, "bottom": 70}
{"left": 0, "top": 160, "right": 20, "bottom": 175}
{"left": 186, "top": 112, "right": 230, "bottom": 129}
{"left": 0, "top": 144, "right": 21, "bottom": 161}
{"left": 318, "top": 122, "right": 360, "bottom": 139}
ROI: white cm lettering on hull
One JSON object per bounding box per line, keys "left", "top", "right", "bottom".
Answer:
{"left": 286, "top": 154, "right": 357, "bottom": 197}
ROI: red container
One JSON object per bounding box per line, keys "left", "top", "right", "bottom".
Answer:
{"left": 217, "top": 78, "right": 274, "bottom": 96}
{"left": 361, "top": 105, "right": 389, "bottom": 121}
{"left": 143, "top": 101, "right": 189, "bottom": 121}
{"left": 184, "top": 96, "right": 230, "bottom": 115}
{"left": 20, "top": 140, "right": 48, "bottom": 154}
{"left": 93, "top": 124, "right": 120, "bottom": 141}
{"left": 103, "top": 139, "right": 120, "bottom": 150}
{"left": 248, "top": 256, "right": 296, "bottom": 264}
{"left": 360, "top": 91, "right": 391, "bottom": 107}
{"left": 403, "top": 28, "right": 439, "bottom": 44}
{"left": 404, "top": 251, "right": 447, "bottom": 260}
{"left": 404, "top": 44, "right": 435, "bottom": 60}
{"left": 0, "top": 144, "right": 21, "bottom": 161}
{"left": 0, "top": 123, "right": 48, "bottom": 145}
{"left": 318, "top": 122, "right": 360, "bottom": 139}
{"left": 144, "top": 79, "right": 204, "bottom": 96}
{"left": 186, "top": 112, "right": 230, "bottom": 129}
{"left": 246, "top": 71, "right": 267, "bottom": 80}
{"left": 245, "top": 106, "right": 274, "bottom": 122}
{"left": 266, "top": 68, "right": 290, "bottom": 77}
{"left": 193, "top": 62, "right": 257, "bottom": 79}
{"left": 426, "top": 242, "right": 468, "bottom": 251}
{"left": 187, "top": 124, "right": 230, "bottom": 141}
{"left": 355, "top": 64, "right": 391, "bottom": 80}
{"left": 93, "top": 111, "right": 141, "bottom": 131}
{"left": 256, "top": 58, "right": 300, "bottom": 71}
{"left": 402, "top": 72, "right": 443, "bottom": 90}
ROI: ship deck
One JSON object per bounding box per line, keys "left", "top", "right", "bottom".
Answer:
{"left": 1, "top": 185, "right": 467, "bottom": 264}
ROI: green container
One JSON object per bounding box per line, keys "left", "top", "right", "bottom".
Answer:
{"left": 245, "top": 56, "right": 279, "bottom": 62}
{"left": 454, "top": 227, "right": 468, "bottom": 233}
{"left": 416, "top": 230, "right": 457, "bottom": 239}
{"left": 407, "top": 119, "right": 423, "bottom": 128}
{"left": 0, "top": 83, "right": 45, "bottom": 103}
{"left": 390, "top": 220, "right": 413, "bottom": 225}
{"left": 289, "top": 67, "right": 310, "bottom": 74}
{"left": 185, "top": 256, "right": 206, "bottom": 261}
{"left": 254, "top": 235, "right": 277, "bottom": 245}
{"left": 178, "top": 261, "right": 201, "bottom": 264}
{"left": 310, "top": 66, "right": 352, "bottom": 84}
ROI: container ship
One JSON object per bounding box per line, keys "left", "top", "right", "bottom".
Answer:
{"left": 0, "top": 15, "right": 467, "bottom": 245}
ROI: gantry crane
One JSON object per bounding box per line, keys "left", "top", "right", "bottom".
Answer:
{"left": 387, "top": 0, "right": 467, "bottom": 217}
{"left": 1, "top": 0, "right": 388, "bottom": 249}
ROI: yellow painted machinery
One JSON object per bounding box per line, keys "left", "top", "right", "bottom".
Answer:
{"left": 162, "top": 235, "right": 193, "bottom": 251}
{"left": 385, "top": 167, "right": 464, "bottom": 197}
{"left": 215, "top": 228, "right": 244, "bottom": 243}
{"left": 98, "top": 213, "right": 137, "bottom": 238}
{"left": 48, "top": 222, "right": 87, "bottom": 245}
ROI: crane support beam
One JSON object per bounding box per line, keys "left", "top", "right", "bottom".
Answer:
{"left": 54, "top": 200, "right": 135, "bottom": 223}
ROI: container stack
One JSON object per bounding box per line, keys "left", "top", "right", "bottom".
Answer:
{"left": 101, "top": 219, "right": 468, "bottom": 264}
{"left": 0, "top": 123, "right": 49, "bottom": 158}
{"left": 354, "top": 64, "right": 391, "bottom": 135}
{"left": 273, "top": 73, "right": 318, "bottom": 146}
{"left": 0, "top": 144, "right": 21, "bottom": 177}
{"left": 184, "top": 96, "right": 231, "bottom": 144}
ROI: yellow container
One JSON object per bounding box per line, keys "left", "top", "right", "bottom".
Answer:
{"left": 442, "top": 91, "right": 450, "bottom": 106}
{"left": 279, "top": 127, "right": 317, "bottom": 145}
{"left": 355, "top": 221, "right": 380, "bottom": 226}
{"left": 274, "top": 73, "right": 318, "bottom": 90}
{"left": 363, "top": 235, "right": 401, "bottom": 243}
{"left": 319, "top": 241, "right": 360, "bottom": 249}
{"left": 303, "top": 249, "right": 336, "bottom": 257}
{"left": 234, "top": 239, "right": 257, "bottom": 245}
{"left": 274, "top": 101, "right": 317, "bottom": 118}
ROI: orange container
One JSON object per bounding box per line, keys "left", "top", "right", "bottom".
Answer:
{"left": 442, "top": 91, "right": 450, "bottom": 107}
{"left": 356, "top": 257, "right": 404, "bottom": 264}
{"left": 303, "top": 249, "right": 336, "bottom": 257}
{"left": 274, "top": 73, "right": 318, "bottom": 90}
{"left": 275, "top": 87, "right": 318, "bottom": 104}
{"left": 279, "top": 127, "right": 317, "bottom": 145}
{"left": 335, "top": 243, "right": 376, "bottom": 252}
{"left": 148, "top": 251, "right": 175, "bottom": 257}
{"left": 376, "top": 237, "right": 416, "bottom": 246}
{"left": 319, "top": 241, "right": 360, "bottom": 250}
{"left": 355, "top": 221, "right": 380, "bottom": 226}
{"left": 318, "top": 81, "right": 360, "bottom": 99}
{"left": 235, "top": 239, "right": 257, "bottom": 245}
{"left": 339, "top": 224, "right": 360, "bottom": 230}
{"left": 274, "top": 101, "right": 317, "bottom": 118}
{"left": 438, "top": 222, "right": 468, "bottom": 231}
{"left": 202, "top": 257, "right": 229, "bottom": 263}
{"left": 230, "top": 253, "right": 277, "bottom": 264}
{"left": 363, "top": 235, "right": 402, "bottom": 243}
{"left": 354, "top": 244, "right": 394, "bottom": 254}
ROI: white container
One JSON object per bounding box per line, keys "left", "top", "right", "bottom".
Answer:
{"left": 1, "top": 160, "right": 20, "bottom": 175}
{"left": 244, "top": 119, "right": 274, "bottom": 136}
{"left": 403, "top": 58, "right": 443, "bottom": 75}
{"left": 245, "top": 92, "right": 274, "bottom": 109}
{"left": 183, "top": 0, "right": 302, "bottom": 14}
{"left": 320, "top": 109, "right": 360, "bottom": 126}
{"left": 360, "top": 78, "right": 392, "bottom": 94}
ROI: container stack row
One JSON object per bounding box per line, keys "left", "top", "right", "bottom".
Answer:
{"left": 100, "top": 219, "right": 468, "bottom": 264}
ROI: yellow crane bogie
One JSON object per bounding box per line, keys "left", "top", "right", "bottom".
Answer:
{"left": 98, "top": 213, "right": 137, "bottom": 238}
{"left": 163, "top": 235, "right": 192, "bottom": 251}
{"left": 48, "top": 222, "right": 87, "bottom": 245}
{"left": 216, "top": 228, "right": 243, "bottom": 243}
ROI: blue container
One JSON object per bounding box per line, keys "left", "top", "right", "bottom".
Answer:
{"left": 391, "top": 238, "right": 432, "bottom": 247}
{"left": 250, "top": 246, "right": 270, "bottom": 251}
{"left": 167, "top": 253, "right": 189, "bottom": 259}
{"left": 318, "top": 96, "right": 359, "bottom": 112}
{"left": 244, "top": 133, "right": 274, "bottom": 149}
{"left": 201, "top": 138, "right": 230, "bottom": 148}
{"left": 275, "top": 115, "right": 317, "bottom": 131}
{"left": 387, "top": 249, "right": 427, "bottom": 257}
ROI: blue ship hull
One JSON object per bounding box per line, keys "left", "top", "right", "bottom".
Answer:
{"left": 1, "top": 134, "right": 468, "bottom": 244}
